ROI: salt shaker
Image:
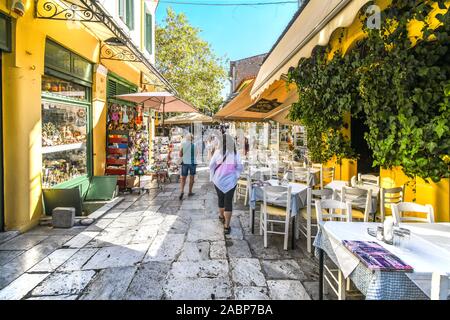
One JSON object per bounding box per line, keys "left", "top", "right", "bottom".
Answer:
{"left": 383, "top": 216, "right": 394, "bottom": 244}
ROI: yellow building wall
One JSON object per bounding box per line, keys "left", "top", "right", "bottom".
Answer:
{"left": 324, "top": 0, "right": 450, "bottom": 221}
{"left": 0, "top": 0, "right": 145, "bottom": 231}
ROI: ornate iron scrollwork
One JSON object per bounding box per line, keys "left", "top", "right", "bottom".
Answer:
{"left": 35, "top": 0, "right": 102, "bottom": 22}
{"left": 100, "top": 44, "right": 141, "bottom": 63}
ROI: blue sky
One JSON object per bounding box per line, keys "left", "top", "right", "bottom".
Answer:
{"left": 155, "top": 1, "right": 299, "bottom": 95}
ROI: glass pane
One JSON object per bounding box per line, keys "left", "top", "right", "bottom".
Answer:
{"left": 72, "top": 55, "right": 93, "bottom": 82}
{"left": 42, "top": 75, "right": 88, "bottom": 101}
{"left": 45, "top": 41, "right": 71, "bottom": 73}
{"left": 145, "top": 12, "right": 152, "bottom": 53}
{"left": 0, "top": 17, "right": 7, "bottom": 49}
{"left": 42, "top": 100, "right": 88, "bottom": 187}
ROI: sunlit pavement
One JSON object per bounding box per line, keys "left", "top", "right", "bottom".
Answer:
{"left": 0, "top": 167, "right": 322, "bottom": 300}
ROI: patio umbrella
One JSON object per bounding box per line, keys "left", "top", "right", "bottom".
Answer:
{"left": 114, "top": 92, "right": 198, "bottom": 129}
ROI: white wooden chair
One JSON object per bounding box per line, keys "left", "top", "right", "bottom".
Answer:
{"left": 261, "top": 185, "right": 292, "bottom": 250}
{"left": 357, "top": 173, "right": 380, "bottom": 187}
{"left": 379, "top": 186, "right": 405, "bottom": 222}
{"left": 431, "top": 273, "right": 450, "bottom": 300}
{"left": 315, "top": 199, "right": 352, "bottom": 300}
{"left": 341, "top": 186, "right": 372, "bottom": 222}
{"left": 299, "top": 188, "right": 333, "bottom": 253}
{"left": 391, "top": 202, "right": 435, "bottom": 224}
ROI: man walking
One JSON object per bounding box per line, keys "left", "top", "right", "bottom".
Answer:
{"left": 179, "top": 134, "right": 197, "bottom": 200}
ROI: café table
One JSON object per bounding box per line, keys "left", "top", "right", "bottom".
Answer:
{"left": 314, "top": 221, "right": 450, "bottom": 300}
{"left": 249, "top": 179, "right": 311, "bottom": 249}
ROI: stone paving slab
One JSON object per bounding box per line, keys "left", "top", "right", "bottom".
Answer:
{"left": 0, "top": 235, "right": 48, "bottom": 251}
{"left": 124, "top": 262, "right": 171, "bottom": 300}
{"left": 0, "top": 231, "right": 20, "bottom": 246}
{"left": 79, "top": 266, "right": 137, "bottom": 300}
{"left": 177, "top": 241, "right": 210, "bottom": 261}
{"left": 169, "top": 260, "right": 229, "bottom": 279}
{"left": 0, "top": 272, "right": 50, "bottom": 300}
{"left": 58, "top": 248, "right": 99, "bottom": 272}
{"left": 267, "top": 280, "right": 311, "bottom": 300}
{"left": 226, "top": 240, "right": 252, "bottom": 258}
{"left": 29, "top": 248, "right": 79, "bottom": 272}
{"left": 63, "top": 232, "right": 100, "bottom": 249}
{"left": 31, "top": 270, "right": 96, "bottom": 297}
{"left": 26, "top": 294, "right": 78, "bottom": 300}
{"left": 234, "top": 286, "right": 270, "bottom": 300}
{"left": 210, "top": 241, "right": 227, "bottom": 260}
{"left": 261, "top": 260, "right": 306, "bottom": 281}
{"left": 0, "top": 250, "right": 25, "bottom": 266}
{"left": 144, "top": 234, "right": 185, "bottom": 262}
{"left": 187, "top": 220, "right": 224, "bottom": 242}
{"left": 83, "top": 244, "right": 148, "bottom": 270}
{"left": 164, "top": 277, "right": 233, "bottom": 300}
{"left": 230, "top": 258, "right": 266, "bottom": 287}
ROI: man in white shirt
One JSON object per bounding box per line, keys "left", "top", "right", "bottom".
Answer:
{"left": 179, "top": 134, "right": 198, "bottom": 200}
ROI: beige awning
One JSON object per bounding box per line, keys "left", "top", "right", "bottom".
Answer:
{"left": 165, "top": 113, "right": 215, "bottom": 125}
{"left": 215, "top": 79, "right": 298, "bottom": 122}
{"left": 251, "top": 0, "right": 372, "bottom": 99}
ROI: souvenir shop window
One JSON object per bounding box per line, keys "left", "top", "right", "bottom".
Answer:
{"left": 42, "top": 101, "right": 88, "bottom": 187}
{"left": 42, "top": 75, "right": 89, "bottom": 101}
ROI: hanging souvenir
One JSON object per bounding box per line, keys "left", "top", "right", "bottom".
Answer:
{"left": 122, "top": 105, "right": 129, "bottom": 124}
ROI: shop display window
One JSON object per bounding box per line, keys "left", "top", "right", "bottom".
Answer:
{"left": 42, "top": 75, "right": 89, "bottom": 101}
{"left": 42, "top": 100, "right": 88, "bottom": 187}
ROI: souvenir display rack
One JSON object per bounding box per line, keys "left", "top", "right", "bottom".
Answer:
{"left": 105, "top": 130, "right": 130, "bottom": 190}
{"left": 168, "top": 127, "right": 183, "bottom": 177}
{"left": 128, "top": 129, "right": 149, "bottom": 192}
{"left": 151, "top": 136, "right": 170, "bottom": 188}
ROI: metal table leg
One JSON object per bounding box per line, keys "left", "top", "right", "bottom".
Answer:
{"left": 319, "top": 248, "right": 324, "bottom": 300}
{"left": 291, "top": 216, "right": 296, "bottom": 250}
{"left": 251, "top": 208, "right": 255, "bottom": 234}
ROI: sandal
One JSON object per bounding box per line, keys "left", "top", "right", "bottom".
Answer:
{"left": 224, "top": 226, "right": 231, "bottom": 235}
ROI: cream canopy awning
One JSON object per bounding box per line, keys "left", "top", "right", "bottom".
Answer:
{"left": 251, "top": 0, "right": 372, "bottom": 99}
{"left": 165, "top": 113, "right": 215, "bottom": 125}
{"left": 214, "top": 79, "right": 298, "bottom": 124}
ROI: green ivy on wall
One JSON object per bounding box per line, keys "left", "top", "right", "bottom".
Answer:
{"left": 288, "top": 0, "right": 450, "bottom": 182}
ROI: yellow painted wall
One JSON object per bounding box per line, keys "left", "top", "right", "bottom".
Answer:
{"left": 0, "top": 0, "right": 146, "bottom": 231}
{"left": 324, "top": 0, "right": 450, "bottom": 221}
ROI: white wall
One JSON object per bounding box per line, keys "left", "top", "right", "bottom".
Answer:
{"left": 99, "top": 0, "right": 157, "bottom": 64}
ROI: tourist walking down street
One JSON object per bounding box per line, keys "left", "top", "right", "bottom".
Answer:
{"left": 209, "top": 134, "right": 243, "bottom": 234}
{"left": 179, "top": 134, "right": 198, "bottom": 200}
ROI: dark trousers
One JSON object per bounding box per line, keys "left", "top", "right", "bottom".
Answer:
{"left": 214, "top": 185, "right": 236, "bottom": 212}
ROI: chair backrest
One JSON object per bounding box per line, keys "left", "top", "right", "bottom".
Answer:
{"left": 263, "top": 185, "right": 292, "bottom": 215}
{"left": 292, "top": 167, "right": 310, "bottom": 184}
{"left": 315, "top": 199, "right": 352, "bottom": 224}
{"left": 311, "top": 188, "right": 334, "bottom": 204}
{"left": 341, "top": 186, "right": 372, "bottom": 222}
{"left": 323, "top": 167, "right": 335, "bottom": 183}
{"left": 391, "top": 202, "right": 435, "bottom": 224}
{"left": 358, "top": 173, "right": 380, "bottom": 187}
{"left": 350, "top": 175, "right": 357, "bottom": 187}
{"left": 312, "top": 163, "right": 324, "bottom": 189}
{"left": 380, "top": 186, "right": 405, "bottom": 222}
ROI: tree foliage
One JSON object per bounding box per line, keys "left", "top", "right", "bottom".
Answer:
{"left": 156, "top": 8, "right": 227, "bottom": 114}
{"left": 288, "top": 0, "right": 450, "bottom": 182}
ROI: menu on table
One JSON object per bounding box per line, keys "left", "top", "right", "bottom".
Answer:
{"left": 343, "top": 241, "right": 413, "bottom": 272}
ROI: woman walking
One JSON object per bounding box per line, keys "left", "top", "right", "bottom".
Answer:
{"left": 209, "top": 134, "right": 243, "bottom": 234}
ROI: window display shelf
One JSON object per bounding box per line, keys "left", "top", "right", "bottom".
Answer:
{"left": 42, "top": 142, "right": 85, "bottom": 154}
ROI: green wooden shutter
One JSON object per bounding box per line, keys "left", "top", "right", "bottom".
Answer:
{"left": 145, "top": 12, "right": 152, "bottom": 54}
{"left": 118, "top": 0, "right": 125, "bottom": 20}
{"left": 126, "top": 0, "right": 134, "bottom": 30}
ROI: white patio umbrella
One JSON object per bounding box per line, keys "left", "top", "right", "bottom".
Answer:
{"left": 114, "top": 92, "right": 198, "bottom": 129}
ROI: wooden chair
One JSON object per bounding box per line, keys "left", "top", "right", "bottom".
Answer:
{"left": 299, "top": 188, "right": 333, "bottom": 253}
{"left": 358, "top": 173, "right": 380, "bottom": 187}
{"left": 315, "top": 199, "right": 352, "bottom": 300}
{"left": 391, "top": 202, "right": 435, "bottom": 224}
{"left": 312, "top": 163, "right": 323, "bottom": 189}
{"left": 261, "top": 185, "right": 293, "bottom": 250}
{"left": 341, "top": 186, "right": 372, "bottom": 222}
{"left": 379, "top": 186, "right": 405, "bottom": 222}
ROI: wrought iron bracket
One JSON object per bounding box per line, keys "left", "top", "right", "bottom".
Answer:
{"left": 35, "top": 0, "right": 103, "bottom": 22}
{"left": 100, "top": 44, "right": 140, "bottom": 63}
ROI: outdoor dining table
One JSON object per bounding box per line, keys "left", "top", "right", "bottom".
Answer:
{"left": 314, "top": 221, "right": 450, "bottom": 300}
{"left": 325, "top": 180, "right": 379, "bottom": 219}
{"left": 249, "top": 179, "right": 310, "bottom": 249}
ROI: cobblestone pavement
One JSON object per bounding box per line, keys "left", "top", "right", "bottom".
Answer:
{"left": 0, "top": 167, "right": 323, "bottom": 300}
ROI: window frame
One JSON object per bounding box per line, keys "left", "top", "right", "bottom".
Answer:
{"left": 118, "top": 0, "right": 135, "bottom": 31}
{"left": 144, "top": 6, "right": 153, "bottom": 54}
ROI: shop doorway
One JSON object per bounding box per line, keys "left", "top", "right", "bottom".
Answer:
{"left": 351, "top": 116, "right": 379, "bottom": 174}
